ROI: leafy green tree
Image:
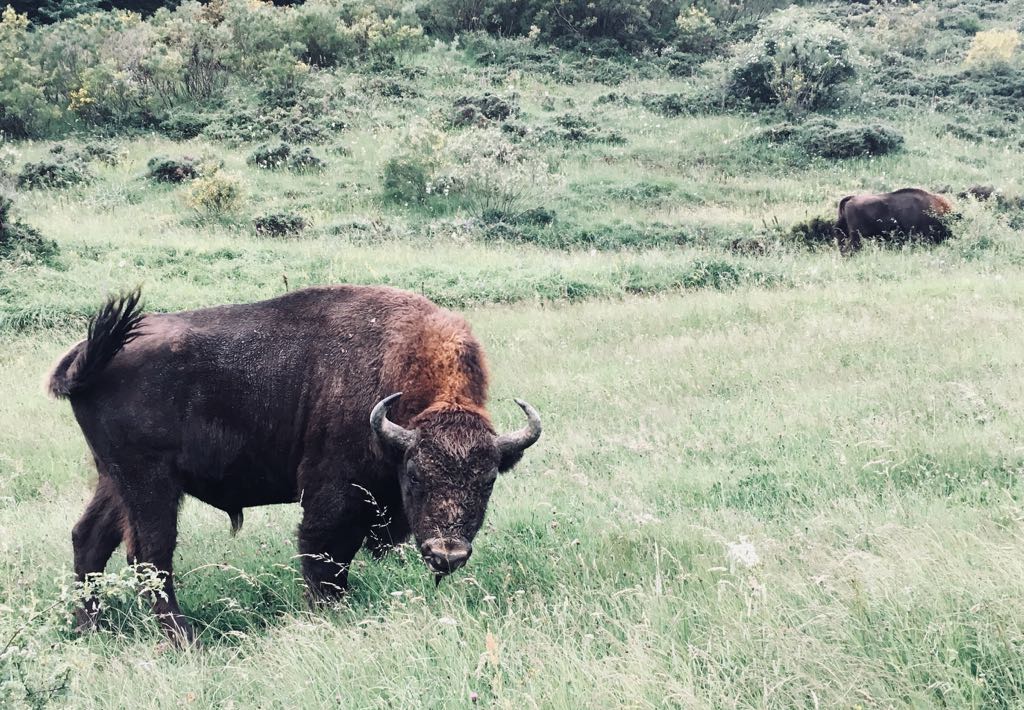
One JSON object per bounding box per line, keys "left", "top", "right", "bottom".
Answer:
{"left": 38, "top": 0, "right": 103, "bottom": 22}
{"left": 0, "top": 6, "right": 59, "bottom": 136}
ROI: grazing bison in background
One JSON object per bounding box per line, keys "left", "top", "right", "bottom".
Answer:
{"left": 835, "top": 187, "right": 954, "bottom": 251}
{"left": 48, "top": 286, "right": 542, "bottom": 644}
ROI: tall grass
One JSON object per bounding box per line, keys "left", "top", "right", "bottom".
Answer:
{"left": 4, "top": 1, "right": 1024, "bottom": 706}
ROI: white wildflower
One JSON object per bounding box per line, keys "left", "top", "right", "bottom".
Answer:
{"left": 726, "top": 537, "right": 760, "bottom": 571}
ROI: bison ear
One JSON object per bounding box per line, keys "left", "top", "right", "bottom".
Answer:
{"left": 498, "top": 450, "right": 525, "bottom": 474}
{"left": 495, "top": 399, "right": 542, "bottom": 473}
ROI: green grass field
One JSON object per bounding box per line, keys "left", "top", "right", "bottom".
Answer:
{"left": 3, "top": 2, "right": 1024, "bottom": 706}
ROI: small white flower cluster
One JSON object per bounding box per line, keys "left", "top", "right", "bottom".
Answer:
{"left": 726, "top": 537, "right": 760, "bottom": 572}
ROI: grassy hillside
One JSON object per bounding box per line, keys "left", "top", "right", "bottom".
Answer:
{"left": 2, "top": 0, "right": 1024, "bottom": 707}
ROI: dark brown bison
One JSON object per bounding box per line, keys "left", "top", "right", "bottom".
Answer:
{"left": 835, "top": 187, "right": 954, "bottom": 251}
{"left": 48, "top": 286, "right": 542, "bottom": 643}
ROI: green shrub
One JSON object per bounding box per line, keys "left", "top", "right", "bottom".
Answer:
{"left": 257, "top": 50, "right": 314, "bottom": 109}
{"left": 0, "top": 7, "right": 59, "bottom": 137}
{"left": 184, "top": 169, "right": 243, "bottom": 216}
{"left": 544, "top": 113, "right": 626, "bottom": 145}
{"left": 460, "top": 32, "right": 645, "bottom": 85}
{"left": 81, "top": 141, "right": 123, "bottom": 166}
{"left": 451, "top": 93, "right": 516, "bottom": 127}
{"left": 287, "top": 147, "right": 326, "bottom": 173}
{"left": 433, "top": 128, "right": 562, "bottom": 220}
{"left": 290, "top": 5, "right": 425, "bottom": 67}
{"left": 640, "top": 93, "right": 695, "bottom": 117}
{"left": 146, "top": 156, "right": 200, "bottom": 183}
{"left": 50, "top": 141, "right": 122, "bottom": 166}
{"left": 383, "top": 156, "right": 429, "bottom": 204}
{"left": 0, "top": 194, "right": 58, "bottom": 263}
{"left": 759, "top": 119, "right": 904, "bottom": 160}
{"left": 788, "top": 215, "right": 837, "bottom": 248}
{"left": 482, "top": 206, "right": 555, "bottom": 226}
{"left": 729, "top": 8, "right": 858, "bottom": 112}
{"left": 159, "top": 111, "right": 212, "bottom": 140}
{"left": 421, "top": 0, "right": 681, "bottom": 52}
{"left": 674, "top": 6, "right": 720, "bottom": 54}
{"left": 247, "top": 143, "right": 292, "bottom": 169}
{"left": 17, "top": 158, "right": 92, "bottom": 189}
{"left": 728, "top": 237, "right": 771, "bottom": 256}
{"left": 254, "top": 211, "right": 306, "bottom": 237}
{"left": 801, "top": 123, "right": 904, "bottom": 159}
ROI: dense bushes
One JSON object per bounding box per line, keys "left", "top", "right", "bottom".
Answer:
{"left": 254, "top": 211, "right": 306, "bottom": 237}
{"left": 729, "top": 8, "right": 858, "bottom": 112}
{"left": 17, "top": 157, "right": 92, "bottom": 189}
{"left": 760, "top": 119, "right": 904, "bottom": 160}
{"left": 146, "top": 156, "right": 199, "bottom": 183}
{"left": 248, "top": 143, "right": 292, "bottom": 169}
{"left": 451, "top": 94, "right": 516, "bottom": 127}
{"left": 543, "top": 114, "right": 626, "bottom": 145}
{"left": 0, "top": 194, "right": 58, "bottom": 263}
{"left": 248, "top": 143, "right": 327, "bottom": 172}
{"left": 787, "top": 216, "right": 837, "bottom": 248}
{"left": 0, "top": 1, "right": 425, "bottom": 139}
{"left": 383, "top": 156, "right": 429, "bottom": 204}
{"left": 420, "top": 0, "right": 680, "bottom": 52}
{"left": 801, "top": 123, "right": 903, "bottom": 159}
{"left": 382, "top": 121, "right": 559, "bottom": 220}
{"left": 184, "top": 169, "right": 243, "bottom": 217}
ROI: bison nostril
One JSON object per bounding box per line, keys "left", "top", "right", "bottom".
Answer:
{"left": 421, "top": 538, "right": 472, "bottom": 572}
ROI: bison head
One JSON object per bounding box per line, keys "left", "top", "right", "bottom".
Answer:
{"left": 370, "top": 393, "right": 541, "bottom": 577}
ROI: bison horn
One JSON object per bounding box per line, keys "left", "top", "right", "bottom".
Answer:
{"left": 370, "top": 393, "right": 417, "bottom": 452}
{"left": 495, "top": 399, "right": 542, "bottom": 456}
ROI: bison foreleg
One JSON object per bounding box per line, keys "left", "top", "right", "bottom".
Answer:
{"left": 298, "top": 513, "right": 366, "bottom": 603}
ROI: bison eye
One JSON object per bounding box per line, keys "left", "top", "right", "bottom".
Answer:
{"left": 406, "top": 463, "right": 422, "bottom": 485}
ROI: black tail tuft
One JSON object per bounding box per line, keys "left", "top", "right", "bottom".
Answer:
{"left": 47, "top": 288, "right": 145, "bottom": 399}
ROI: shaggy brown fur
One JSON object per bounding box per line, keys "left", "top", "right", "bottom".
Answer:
{"left": 50, "top": 285, "right": 541, "bottom": 644}
{"left": 835, "top": 187, "right": 953, "bottom": 251}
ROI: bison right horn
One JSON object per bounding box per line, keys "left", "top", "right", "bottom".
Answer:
{"left": 370, "top": 393, "right": 417, "bottom": 452}
{"left": 494, "top": 399, "right": 542, "bottom": 457}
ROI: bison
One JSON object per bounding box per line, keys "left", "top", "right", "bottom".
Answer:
{"left": 835, "top": 187, "right": 954, "bottom": 251}
{"left": 48, "top": 285, "right": 542, "bottom": 644}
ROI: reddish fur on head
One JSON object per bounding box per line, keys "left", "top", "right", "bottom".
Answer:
{"left": 381, "top": 309, "right": 491, "bottom": 425}
{"left": 930, "top": 194, "right": 953, "bottom": 215}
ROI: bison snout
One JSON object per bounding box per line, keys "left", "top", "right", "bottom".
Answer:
{"left": 421, "top": 538, "right": 472, "bottom": 574}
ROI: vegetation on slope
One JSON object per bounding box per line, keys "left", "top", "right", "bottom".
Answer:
{"left": 2, "top": 0, "right": 1024, "bottom": 707}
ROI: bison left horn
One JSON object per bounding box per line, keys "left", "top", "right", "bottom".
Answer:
{"left": 370, "top": 392, "right": 417, "bottom": 452}
{"left": 494, "top": 399, "right": 542, "bottom": 457}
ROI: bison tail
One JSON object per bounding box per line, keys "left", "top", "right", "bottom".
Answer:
{"left": 46, "top": 288, "right": 144, "bottom": 399}
{"left": 837, "top": 195, "right": 854, "bottom": 220}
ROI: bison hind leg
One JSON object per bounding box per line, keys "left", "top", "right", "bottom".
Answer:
{"left": 72, "top": 476, "right": 128, "bottom": 632}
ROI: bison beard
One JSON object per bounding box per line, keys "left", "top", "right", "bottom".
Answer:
{"left": 48, "top": 285, "right": 541, "bottom": 645}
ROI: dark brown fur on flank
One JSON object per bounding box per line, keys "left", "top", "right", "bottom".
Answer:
{"left": 835, "top": 187, "right": 954, "bottom": 252}
{"left": 49, "top": 285, "right": 541, "bottom": 644}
